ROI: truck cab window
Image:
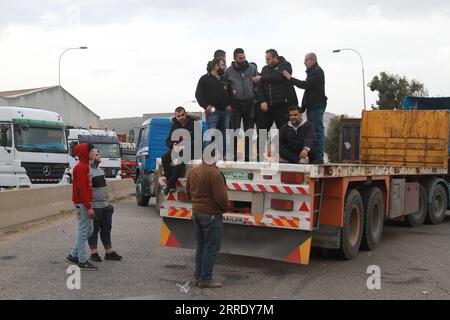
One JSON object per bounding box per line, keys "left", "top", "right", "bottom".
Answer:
{"left": 0, "top": 123, "right": 12, "bottom": 147}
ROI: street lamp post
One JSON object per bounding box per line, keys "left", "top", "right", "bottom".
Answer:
{"left": 59, "top": 46, "right": 88, "bottom": 87}
{"left": 333, "top": 48, "right": 367, "bottom": 110}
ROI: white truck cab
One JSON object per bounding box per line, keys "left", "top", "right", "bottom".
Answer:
{"left": 0, "top": 107, "right": 70, "bottom": 190}
{"left": 67, "top": 128, "right": 122, "bottom": 180}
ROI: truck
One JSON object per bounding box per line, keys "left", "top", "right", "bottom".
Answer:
{"left": 67, "top": 128, "right": 122, "bottom": 180}
{"left": 120, "top": 142, "right": 137, "bottom": 180}
{"left": 137, "top": 110, "right": 449, "bottom": 265}
{"left": 0, "top": 106, "right": 70, "bottom": 190}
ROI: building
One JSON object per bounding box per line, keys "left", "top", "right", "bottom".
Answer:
{"left": 0, "top": 86, "right": 100, "bottom": 128}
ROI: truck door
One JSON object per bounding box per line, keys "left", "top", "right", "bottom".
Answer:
{"left": 0, "top": 123, "right": 14, "bottom": 165}
{"left": 136, "top": 125, "right": 149, "bottom": 170}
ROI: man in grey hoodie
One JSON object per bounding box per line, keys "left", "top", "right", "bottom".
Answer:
{"left": 225, "top": 48, "right": 258, "bottom": 161}
{"left": 87, "top": 152, "right": 122, "bottom": 262}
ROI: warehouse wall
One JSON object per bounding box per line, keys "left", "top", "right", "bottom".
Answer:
{"left": 0, "top": 86, "right": 100, "bottom": 128}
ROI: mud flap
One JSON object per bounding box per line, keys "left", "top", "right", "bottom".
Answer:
{"left": 160, "top": 217, "right": 312, "bottom": 265}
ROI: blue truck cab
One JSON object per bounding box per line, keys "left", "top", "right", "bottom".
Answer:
{"left": 135, "top": 117, "right": 206, "bottom": 206}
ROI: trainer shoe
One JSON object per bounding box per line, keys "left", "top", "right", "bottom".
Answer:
{"left": 196, "top": 280, "right": 223, "bottom": 289}
{"left": 105, "top": 251, "right": 123, "bottom": 261}
{"left": 90, "top": 253, "right": 102, "bottom": 262}
{"left": 77, "top": 261, "right": 99, "bottom": 271}
{"left": 64, "top": 254, "right": 79, "bottom": 265}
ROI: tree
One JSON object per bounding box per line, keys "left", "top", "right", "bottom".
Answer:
{"left": 325, "top": 115, "right": 341, "bottom": 163}
{"left": 368, "top": 72, "right": 428, "bottom": 110}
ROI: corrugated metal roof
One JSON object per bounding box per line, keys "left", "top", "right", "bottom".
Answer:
{"left": 0, "top": 85, "right": 99, "bottom": 118}
{"left": 0, "top": 86, "right": 54, "bottom": 98}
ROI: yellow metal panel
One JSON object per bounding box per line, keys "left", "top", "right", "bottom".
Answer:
{"left": 360, "top": 110, "right": 449, "bottom": 168}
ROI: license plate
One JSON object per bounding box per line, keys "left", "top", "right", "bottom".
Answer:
{"left": 223, "top": 172, "right": 248, "bottom": 180}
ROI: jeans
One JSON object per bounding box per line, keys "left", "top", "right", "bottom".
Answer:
{"left": 193, "top": 213, "right": 223, "bottom": 282}
{"left": 231, "top": 100, "right": 254, "bottom": 162}
{"left": 88, "top": 205, "right": 114, "bottom": 250}
{"left": 69, "top": 204, "right": 94, "bottom": 263}
{"left": 306, "top": 107, "right": 326, "bottom": 162}
{"left": 205, "top": 109, "right": 231, "bottom": 159}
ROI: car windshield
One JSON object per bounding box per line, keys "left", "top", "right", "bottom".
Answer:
{"left": 14, "top": 125, "right": 67, "bottom": 153}
{"left": 94, "top": 143, "right": 120, "bottom": 159}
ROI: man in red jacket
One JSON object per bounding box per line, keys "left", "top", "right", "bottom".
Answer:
{"left": 64, "top": 143, "right": 99, "bottom": 271}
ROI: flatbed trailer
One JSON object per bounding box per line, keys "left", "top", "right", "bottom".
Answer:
{"left": 157, "top": 160, "right": 449, "bottom": 265}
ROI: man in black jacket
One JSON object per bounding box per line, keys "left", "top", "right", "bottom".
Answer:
{"left": 195, "top": 58, "right": 233, "bottom": 159}
{"left": 255, "top": 49, "right": 298, "bottom": 161}
{"left": 279, "top": 106, "right": 318, "bottom": 164}
{"left": 162, "top": 107, "right": 200, "bottom": 195}
{"left": 282, "top": 52, "right": 327, "bottom": 163}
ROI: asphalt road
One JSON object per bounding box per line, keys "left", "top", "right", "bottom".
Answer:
{"left": 0, "top": 198, "right": 449, "bottom": 300}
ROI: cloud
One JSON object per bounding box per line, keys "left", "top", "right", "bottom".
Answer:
{"left": 0, "top": 0, "right": 449, "bottom": 119}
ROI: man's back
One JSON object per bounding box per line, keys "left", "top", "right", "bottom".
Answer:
{"left": 186, "top": 163, "right": 229, "bottom": 215}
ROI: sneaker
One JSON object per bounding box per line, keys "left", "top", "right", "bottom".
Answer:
{"left": 104, "top": 251, "right": 122, "bottom": 261}
{"left": 90, "top": 253, "right": 102, "bottom": 262}
{"left": 77, "top": 261, "right": 99, "bottom": 271}
{"left": 64, "top": 254, "right": 79, "bottom": 265}
{"left": 196, "top": 280, "right": 223, "bottom": 289}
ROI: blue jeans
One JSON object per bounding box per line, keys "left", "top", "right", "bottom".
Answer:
{"left": 205, "top": 109, "right": 230, "bottom": 159}
{"left": 306, "top": 107, "right": 326, "bottom": 162}
{"left": 69, "top": 205, "right": 94, "bottom": 263}
{"left": 88, "top": 205, "right": 114, "bottom": 250}
{"left": 193, "top": 213, "right": 223, "bottom": 282}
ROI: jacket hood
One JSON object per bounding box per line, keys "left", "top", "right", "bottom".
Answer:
{"left": 171, "top": 114, "right": 200, "bottom": 124}
{"left": 75, "top": 143, "right": 90, "bottom": 165}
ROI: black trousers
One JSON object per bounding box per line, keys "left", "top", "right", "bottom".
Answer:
{"left": 231, "top": 100, "right": 254, "bottom": 162}
{"left": 255, "top": 103, "right": 290, "bottom": 161}
{"left": 279, "top": 145, "right": 318, "bottom": 164}
{"left": 88, "top": 205, "right": 114, "bottom": 250}
{"left": 162, "top": 150, "right": 185, "bottom": 190}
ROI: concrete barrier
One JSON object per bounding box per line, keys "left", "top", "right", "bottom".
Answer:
{"left": 0, "top": 178, "right": 135, "bottom": 230}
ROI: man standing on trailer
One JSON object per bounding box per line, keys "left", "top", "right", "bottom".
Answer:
{"left": 282, "top": 52, "right": 327, "bottom": 164}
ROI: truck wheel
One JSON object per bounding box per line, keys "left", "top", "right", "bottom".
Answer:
{"left": 361, "top": 187, "right": 384, "bottom": 251}
{"left": 425, "top": 184, "right": 448, "bottom": 225}
{"left": 136, "top": 175, "right": 150, "bottom": 207}
{"left": 404, "top": 185, "right": 427, "bottom": 227}
{"left": 336, "top": 189, "right": 364, "bottom": 259}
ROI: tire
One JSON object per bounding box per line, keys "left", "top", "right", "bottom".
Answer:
{"left": 404, "top": 185, "right": 427, "bottom": 227}
{"left": 425, "top": 184, "right": 448, "bottom": 225}
{"left": 136, "top": 174, "right": 150, "bottom": 207}
{"left": 361, "top": 187, "right": 385, "bottom": 251}
{"left": 329, "top": 189, "right": 364, "bottom": 260}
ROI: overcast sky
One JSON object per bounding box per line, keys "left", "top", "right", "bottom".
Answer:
{"left": 0, "top": 0, "right": 449, "bottom": 119}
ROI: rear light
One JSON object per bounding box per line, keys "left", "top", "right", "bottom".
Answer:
{"left": 263, "top": 175, "right": 272, "bottom": 180}
{"left": 281, "top": 172, "right": 304, "bottom": 184}
{"left": 271, "top": 199, "right": 294, "bottom": 211}
{"left": 178, "top": 192, "right": 187, "bottom": 202}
